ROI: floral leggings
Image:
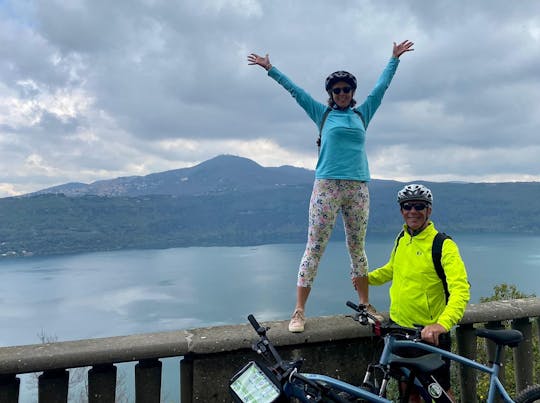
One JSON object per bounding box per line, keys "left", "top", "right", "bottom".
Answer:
{"left": 297, "top": 179, "right": 370, "bottom": 288}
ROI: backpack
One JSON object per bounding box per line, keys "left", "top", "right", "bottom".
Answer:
{"left": 393, "top": 230, "right": 451, "bottom": 303}
{"left": 316, "top": 108, "right": 365, "bottom": 154}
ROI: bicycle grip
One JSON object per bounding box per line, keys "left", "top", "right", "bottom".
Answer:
{"left": 346, "top": 300, "right": 360, "bottom": 311}
{"left": 247, "top": 314, "right": 262, "bottom": 331}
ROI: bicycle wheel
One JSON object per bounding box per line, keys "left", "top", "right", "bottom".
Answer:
{"left": 514, "top": 384, "right": 540, "bottom": 403}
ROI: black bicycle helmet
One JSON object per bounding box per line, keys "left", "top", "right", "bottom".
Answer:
{"left": 325, "top": 71, "right": 357, "bottom": 91}
{"left": 397, "top": 184, "right": 433, "bottom": 204}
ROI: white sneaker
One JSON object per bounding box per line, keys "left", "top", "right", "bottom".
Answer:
{"left": 288, "top": 309, "right": 305, "bottom": 333}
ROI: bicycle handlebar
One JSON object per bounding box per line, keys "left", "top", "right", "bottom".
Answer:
{"left": 247, "top": 314, "right": 266, "bottom": 336}
{"left": 244, "top": 314, "right": 347, "bottom": 402}
{"left": 346, "top": 300, "right": 423, "bottom": 339}
{"left": 239, "top": 306, "right": 424, "bottom": 403}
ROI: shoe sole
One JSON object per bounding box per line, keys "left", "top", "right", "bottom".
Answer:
{"left": 288, "top": 322, "right": 305, "bottom": 332}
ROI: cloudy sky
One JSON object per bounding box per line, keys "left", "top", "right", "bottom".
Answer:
{"left": 1, "top": 0, "right": 539, "bottom": 197}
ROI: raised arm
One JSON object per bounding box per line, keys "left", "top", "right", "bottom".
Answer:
{"left": 392, "top": 40, "right": 414, "bottom": 58}
{"left": 246, "top": 51, "right": 326, "bottom": 125}
{"left": 355, "top": 40, "right": 413, "bottom": 126}
{"left": 247, "top": 53, "right": 273, "bottom": 71}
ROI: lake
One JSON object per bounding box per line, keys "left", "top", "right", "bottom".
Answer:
{"left": 1, "top": 232, "right": 539, "bottom": 402}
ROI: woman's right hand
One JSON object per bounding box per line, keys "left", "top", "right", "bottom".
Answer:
{"left": 392, "top": 40, "right": 414, "bottom": 58}
{"left": 247, "top": 53, "right": 272, "bottom": 71}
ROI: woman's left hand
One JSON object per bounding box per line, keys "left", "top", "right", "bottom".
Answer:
{"left": 247, "top": 53, "right": 272, "bottom": 71}
{"left": 393, "top": 40, "right": 414, "bottom": 58}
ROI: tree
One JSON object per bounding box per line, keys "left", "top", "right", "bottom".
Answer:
{"left": 479, "top": 283, "right": 535, "bottom": 303}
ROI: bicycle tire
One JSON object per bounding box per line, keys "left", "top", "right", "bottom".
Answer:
{"left": 514, "top": 384, "right": 540, "bottom": 403}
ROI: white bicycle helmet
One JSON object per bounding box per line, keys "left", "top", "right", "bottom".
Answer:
{"left": 397, "top": 184, "right": 433, "bottom": 204}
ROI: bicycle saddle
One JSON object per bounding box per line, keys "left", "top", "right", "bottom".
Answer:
{"left": 475, "top": 328, "right": 523, "bottom": 347}
{"left": 388, "top": 352, "right": 445, "bottom": 373}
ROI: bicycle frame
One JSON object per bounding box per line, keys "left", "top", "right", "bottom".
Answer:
{"left": 231, "top": 308, "right": 520, "bottom": 403}
{"left": 230, "top": 313, "right": 396, "bottom": 402}
{"left": 379, "top": 334, "right": 513, "bottom": 402}
{"left": 293, "top": 329, "right": 515, "bottom": 402}
{"left": 285, "top": 372, "right": 391, "bottom": 402}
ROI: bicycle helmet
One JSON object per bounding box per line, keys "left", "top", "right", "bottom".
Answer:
{"left": 325, "top": 71, "right": 357, "bottom": 91}
{"left": 397, "top": 184, "right": 433, "bottom": 205}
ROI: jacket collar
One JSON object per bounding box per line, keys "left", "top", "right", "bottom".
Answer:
{"left": 403, "top": 221, "right": 435, "bottom": 239}
{"left": 332, "top": 104, "right": 353, "bottom": 111}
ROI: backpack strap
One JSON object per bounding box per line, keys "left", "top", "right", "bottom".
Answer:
{"left": 393, "top": 229, "right": 405, "bottom": 255}
{"left": 353, "top": 109, "right": 366, "bottom": 128}
{"left": 432, "top": 232, "right": 451, "bottom": 303}
{"left": 317, "top": 109, "right": 365, "bottom": 154}
{"left": 316, "top": 108, "right": 331, "bottom": 153}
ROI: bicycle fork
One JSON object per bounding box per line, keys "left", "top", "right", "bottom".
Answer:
{"left": 361, "top": 363, "right": 393, "bottom": 398}
{"left": 365, "top": 361, "right": 453, "bottom": 402}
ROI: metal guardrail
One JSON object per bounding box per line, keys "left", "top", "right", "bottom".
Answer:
{"left": 0, "top": 297, "right": 539, "bottom": 402}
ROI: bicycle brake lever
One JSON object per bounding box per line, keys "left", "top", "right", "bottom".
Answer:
{"left": 253, "top": 339, "right": 268, "bottom": 354}
{"left": 412, "top": 324, "right": 424, "bottom": 339}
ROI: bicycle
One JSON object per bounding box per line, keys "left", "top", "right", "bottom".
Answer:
{"left": 230, "top": 301, "right": 540, "bottom": 402}
{"left": 346, "top": 301, "right": 540, "bottom": 403}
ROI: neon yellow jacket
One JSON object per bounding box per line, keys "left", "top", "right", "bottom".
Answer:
{"left": 368, "top": 222, "right": 470, "bottom": 331}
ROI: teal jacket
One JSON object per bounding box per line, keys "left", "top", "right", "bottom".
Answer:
{"left": 267, "top": 58, "right": 399, "bottom": 181}
{"left": 369, "top": 222, "right": 470, "bottom": 330}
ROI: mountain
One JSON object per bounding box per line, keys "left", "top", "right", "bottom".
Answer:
{"left": 30, "top": 155, "right": 315, "bottom": 197}
{"left": 2, "top": 155, "right": 540, "bottom": 258}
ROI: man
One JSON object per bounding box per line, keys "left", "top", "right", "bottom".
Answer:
{"left": 369, "top": 184, "right": 470, "bottom": 402}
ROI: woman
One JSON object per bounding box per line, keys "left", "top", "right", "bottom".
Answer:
{"left": 248, "top": 40, "right": 414, "bottom": 332}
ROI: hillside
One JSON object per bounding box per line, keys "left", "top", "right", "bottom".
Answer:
{"left": 2, "top": 155, "right": 540, "bottom": 257}
{"left": 30, "top": 155, "right": 315, "bottom": 197}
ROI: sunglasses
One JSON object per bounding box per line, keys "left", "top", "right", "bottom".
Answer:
{"left": 331, "top": 86, "right": 353, "bottom": 95}
{"left": 401, "top": 202, "right": 429, "bottom": 211}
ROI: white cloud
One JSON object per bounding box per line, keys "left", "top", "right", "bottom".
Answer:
{"left": 371, "top": 144, "right": 540, "bottom": 183}
{"left": 198, "top": 0, "right": 263, "bottom": 17}
{"left": 0, "top": 183, "right": 21, "bottom": 197}
{"left": 0, "top": 0, "right": 539, "bottom": 197}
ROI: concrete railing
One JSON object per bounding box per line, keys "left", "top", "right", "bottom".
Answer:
{"left": 0, "top": 298, "right": 539, "bottom": 402}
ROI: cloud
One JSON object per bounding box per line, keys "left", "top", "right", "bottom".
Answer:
{"left": 0, "top": 0, "right": 539, "bottom": 197}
